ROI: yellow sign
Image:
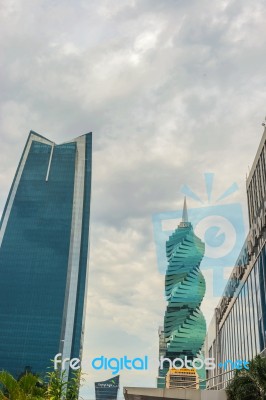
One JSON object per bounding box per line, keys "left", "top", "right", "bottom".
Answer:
{"left": 169, "top": 368, "right": 197, "bottom": 375}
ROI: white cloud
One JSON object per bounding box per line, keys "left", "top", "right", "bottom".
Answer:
{"left": 97, "top": 0, "right": 136, "bottom": 19}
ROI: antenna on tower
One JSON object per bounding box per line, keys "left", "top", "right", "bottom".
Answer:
{"left": 179, "top": 197, "right": 190, "bottom": 228}
{"left": 262, "top": 116, "right": 266, "bottom": 127}
{"left": 182, "top": 196, "right": 188, "bottom": 223}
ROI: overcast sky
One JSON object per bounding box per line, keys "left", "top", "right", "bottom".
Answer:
{"left": 1, "top": 0, "right": 266, "bottom": 398}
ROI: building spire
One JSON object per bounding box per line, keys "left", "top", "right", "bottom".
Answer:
{"left": 182, "top": 196, "right": 188, "bottom": 223}
{"left": 179, "top": 196, "right": 190, "bottom": 228}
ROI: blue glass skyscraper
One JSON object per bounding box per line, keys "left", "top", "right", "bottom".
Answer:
{"left": 0, "top": 131, "right": 92, "bottom": 379}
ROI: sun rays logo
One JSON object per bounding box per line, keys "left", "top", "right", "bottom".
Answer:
{"left": 152, "top": 173, "right": 246, "bottom": 296}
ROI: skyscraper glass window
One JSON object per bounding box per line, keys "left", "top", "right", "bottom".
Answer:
{"left": 205, "top": 127, "right": 266, "bottom": 388}
{"left": 157, "top": 198, "right": 206, "bottom": 388}
{"left": 0, "top": 131, "right": 92, "bottom": 379}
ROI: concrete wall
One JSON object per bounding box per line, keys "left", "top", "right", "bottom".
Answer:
{"left": 202, "top": 390, "right": 227, "bottom": 400}
{"left": 124, "top": 387, "right": 200, "bottom": 399}
{"left": 124, "top": 387, "right": 227, "bottom": 400}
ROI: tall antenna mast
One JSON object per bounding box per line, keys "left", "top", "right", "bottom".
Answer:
{"left": 179, "top": 197, "right": 190, "bottom": 227}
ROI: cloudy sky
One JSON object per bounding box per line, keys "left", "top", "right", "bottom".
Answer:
{"left": 1, "top": 0, "right": 266, "bottom": 398}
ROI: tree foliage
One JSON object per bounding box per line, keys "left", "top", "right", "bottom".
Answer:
{"left": 0, "top": 369, "right": 83, "bottom": 400}
{"left": 0, "top": 371, "right": 45, "bottom": 399}
{"left": 226, "top": 355, "right": 266, "bottom": 400}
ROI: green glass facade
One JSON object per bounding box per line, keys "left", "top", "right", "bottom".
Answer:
{"left": 0, "top": 131, "right": 92, "bottom": 379}
{"left": 158, "top": 200, "right": 206, "bottom": 387}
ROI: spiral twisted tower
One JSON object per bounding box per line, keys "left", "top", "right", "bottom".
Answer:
{"left": 158, "top": 198, "right": 206, "bottom": 387}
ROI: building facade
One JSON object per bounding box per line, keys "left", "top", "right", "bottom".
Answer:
{"left": 95, "top": 375, "right": 120, "bottom": 400}
{"left": 205, "top": 127, "right": 266, "bottom": 387}
{"left": 166, "top": 368, "right": 199, "bottom": 389}
{"left": 0, "top": 131, "right": 92, "bottom": 379}
{"left": 157, "top": 199, "right": 206, "bottom": 388}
